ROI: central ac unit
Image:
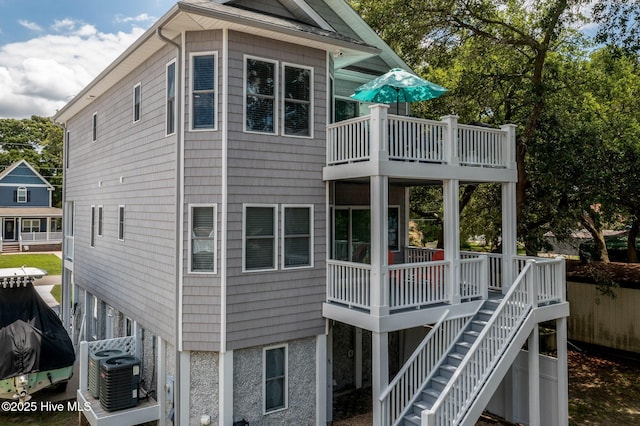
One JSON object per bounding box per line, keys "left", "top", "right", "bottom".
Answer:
{"left": 99, "top": 355, "right": 141, "bottom": 412}
{"left": 88, "top": 349, "right": 124, "bottom": 398}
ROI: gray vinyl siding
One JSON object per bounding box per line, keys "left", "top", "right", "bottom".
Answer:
{"left": 225, "top": 31, "right": 327, "bottom": 350}
{"left": 64, "top": 44, "right": 178, "bottom": 344}
{"left": 181, "top": 30, "right": 224, "bottom": 351}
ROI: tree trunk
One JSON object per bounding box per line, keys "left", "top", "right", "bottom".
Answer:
{"left": 581, "top": 210, "right": 609, "bottom": 263}
{"left": 628, "top": 216, "right": 639, "bottom": 263}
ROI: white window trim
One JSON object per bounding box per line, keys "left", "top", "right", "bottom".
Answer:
{"left": 190, "top": 51, "right": 218, "bottom": 132}
{"left": 118, "top": 205, "right": 125, "bottom": 241}
{"left": 263, "top": 344, "right": 288, "bottom": 415}
{"left": 22, "top": 219, "right": 40, "bottom": 232}
{"left": 243, "top": 55, "right": 278, "bottom": 135}
{"left": 281, "top": 62, "right": 314, "bottom": 139}
{"left": 242, "top": 203, "right": 278, "bottom": 273}
{"left": 281, "top": 204, "right": 314, "bottom": 269}
{"left": 91, "top": 294, "right": 98, "bottom": 341}
{"left": 133, "top": 82, "right": 142, "bottom": 123}
{"left": 166, "top": 59, "right": 177, "bottom": 137}
{"left": 97, "top": 205, "right": 103, "bottom": 237}
{"left": 188, "top": 203, "right": 218, "bottom": 274}
{"left": 17, "top": 186, "right": 27, "bottom": 203}
{"left": 92, "top": 112, "right": 98, "bottom": 142}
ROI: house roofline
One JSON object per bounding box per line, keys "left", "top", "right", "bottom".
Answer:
{"left": 0, "top": 159, "right": 55, "bottom": 191}
{"left": 54, "top": 0, "right": 380, "bottom": 123}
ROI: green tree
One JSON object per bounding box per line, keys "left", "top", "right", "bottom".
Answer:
{"left": 0, "top": 116, "right": 64, "bottom": 207}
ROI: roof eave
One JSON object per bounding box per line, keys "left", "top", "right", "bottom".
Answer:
{"left": 54, "top": 2, "right": 380, "bottom": 123}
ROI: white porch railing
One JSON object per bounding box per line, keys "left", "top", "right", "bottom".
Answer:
{"left": 327, "top": 109, "right": 515, "bottom": 168}
{"left": 389, "top": 261, "right": 449, "bottom": 309}
{"left": 326, "top": 116, "right": 371, "bottom": 164}
{"left": 460, "top": 256, "right": 488, "bottom": 299}
{"left": 20, "top": 231, "right": 63, "bottom": 242}
{"left": 380, "top": 311, "right": 475, "bottom": 426}
{"left": 326, "top": 259, "right": 371, "bottom": 310}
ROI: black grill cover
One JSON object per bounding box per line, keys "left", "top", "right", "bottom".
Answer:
{"left": 0, "top": 283, "right": 75, "bottom": 380}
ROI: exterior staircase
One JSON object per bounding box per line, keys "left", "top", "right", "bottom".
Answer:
{"left": 381, "top": 258, "right": 563, "bottom": 426}
{"left": 402, "top": 299, "right": 505, "bottom": 425}
{"left": 2, "top": 242, "right": 21, "bottom": 253}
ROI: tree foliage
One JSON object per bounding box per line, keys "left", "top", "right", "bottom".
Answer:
{"left": 0, "top": 116, "right": 63, "bottom": 207}
{"left": 350, "top": 0, "right": 640, "bottom": 260}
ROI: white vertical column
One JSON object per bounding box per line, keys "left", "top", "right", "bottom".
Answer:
{"left": 369, "top": 104, "right": 389, "bottom": 163}
{"left": 556, "top": 317, "right": 569, "bottom": 426}
{"left": 219, "top": 350, "right": 233, "bottom": 426}
{"left": 443, "top": 179, "right": 460, "bottom": 304}
{"left": 316, "top": 334, "right": 328, "bottom": 426}
{"left": 528, "top": 326, "right": 540, "bottom": 426}
{"left": 502, "top": 182, "right": 517, "bottom": 292}
{"left": 370, "top": 175, "right": 389, "bottom": 317}
{"left": 500, "top": 124, "right": 517, "bottom": 169}
{"left": 441, "top": 115, "right": 459, "bottom": 165}
{"left": 372, "top": 331, "right": 389, "bottom": 426}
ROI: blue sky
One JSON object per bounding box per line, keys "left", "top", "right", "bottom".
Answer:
{"left": 0, "top": 0, "right": 175, "bottom": 118}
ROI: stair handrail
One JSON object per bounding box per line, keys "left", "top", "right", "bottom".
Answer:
{"left": 379, "top": 309, "right": 476, "bottom": 425}
{"left": 423, "top": 259, "right": 537, "bottom": 426}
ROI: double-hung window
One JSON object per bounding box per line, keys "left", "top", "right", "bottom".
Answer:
{"left": 191, "top": 53, "right": 216, "bottom": 130}
{"left": 243, "top": 205, "right": 277, "bottom": 271}
{"left": 16, "top": 186, "right": 27, "bottom": 203}
{"left": 22, "top": 219, "right": 40, "bottom": 233}
{"left": 283, "top": 64, "right": 312, "bottom": 136}
{"left": 190, "top": 205, "right": 216, "bottom": 273}
{"left": 282, "top": 205, "right": 313, "bottom": 268}
{"left": 166, "top": 61, "right": 176, "bottom": 135}
{"left": 245, "top": 57, "right": 277, "bottom": 134}
{"left": 133, "top": 83, "right": 141, "bottom": 122}
{"left": 264, "top": 345, "right": 287, "bottom": 413}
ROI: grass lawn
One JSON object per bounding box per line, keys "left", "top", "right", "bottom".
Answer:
{"left": 0, "top": 253, "right": 62, "bottom": 275}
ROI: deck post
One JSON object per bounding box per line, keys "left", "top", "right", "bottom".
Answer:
{"left": 370, "top": 175, "right": 389, "bottom": 316}
{"left": 441, "top": 115, "right": 459, "bottom": 165}
{"left": 369, "top": 104, "right": 389, "bottom": 163}
{"left": 528, "top": 325, "right": 541, "bottom": 426}
{"left": 556, "top": 317, "right": 569, "bottom": 426}
{"left": 500, "top": 124, "right": 517, "bottom": 169}
{"left": 501, "top": 182, "right": 517, "bottom": 292}
{"left": 372, "top": 331, "right": 389, "bottom": 426}
{"left": 443, "top": 179, "right": 461, "bottom": 304}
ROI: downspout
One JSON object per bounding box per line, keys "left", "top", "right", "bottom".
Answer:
{"left": 156, "top": 26, "right": 183, "bottom": 425}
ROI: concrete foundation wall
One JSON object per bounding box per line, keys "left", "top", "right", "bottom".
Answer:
{"left": 233, "top": 336, "right": 317, "bottom": 425}
{"left": 567, "top": 280, "right": 640, "bottom": 353}
{"left": 189, "top": 351, "right": 219, "bottom": 425}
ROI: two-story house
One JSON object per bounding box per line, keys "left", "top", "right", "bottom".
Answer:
{"left": 54, "top": 1, "right": 569, "bottom": 425}
{"left": 0, "top": 159, "right": 62, "bottom": 253}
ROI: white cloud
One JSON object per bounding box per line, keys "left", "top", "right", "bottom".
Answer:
{"left": 115, "top": 13, "right": 156, "bottom": 24}
{"left": 0, "top": 26, "right": 145, "bottom": 118}
{"left": 18, "top": 20, "right": 43, "bottom": 32}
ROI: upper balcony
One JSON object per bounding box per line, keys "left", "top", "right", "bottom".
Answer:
{"left": 323, "top": 105, "right": 517, "bottom": 184}
{"left": 323, "top": 247, "right": 567, "bottom": 332}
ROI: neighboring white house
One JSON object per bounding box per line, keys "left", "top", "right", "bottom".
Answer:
{"left": 54, "top": 1, "right": 569, "bottom": 425}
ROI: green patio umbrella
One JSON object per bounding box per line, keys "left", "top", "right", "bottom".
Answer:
{"left": 350, "top": 68, "right": 448, "bottom": 113}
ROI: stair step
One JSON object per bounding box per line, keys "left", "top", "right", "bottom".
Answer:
{"left": 412, "top": 398, "right": 431, "bottom": 414}
{"left": 422, "top": 387, "right": 441, "bottom": 405}
{"left": 438, "top": 363, "right": 457, "bottom": 380}
{"left": 456, "top": 341, "right": 472, "bottom": 354}
{"left": 448, "top": 352, "right": 464, "bottom": 366}
{"left": 463, "top": 330, "right": 480, "bottom": 343}
{"left": 471, "top": 319, "right": 488, "bottom": 331}
{"left": 431, "top": 375, "right": 449, "bottom": 391}
{"left": 403, "top": 413, "right": 422, "bottom": 426}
